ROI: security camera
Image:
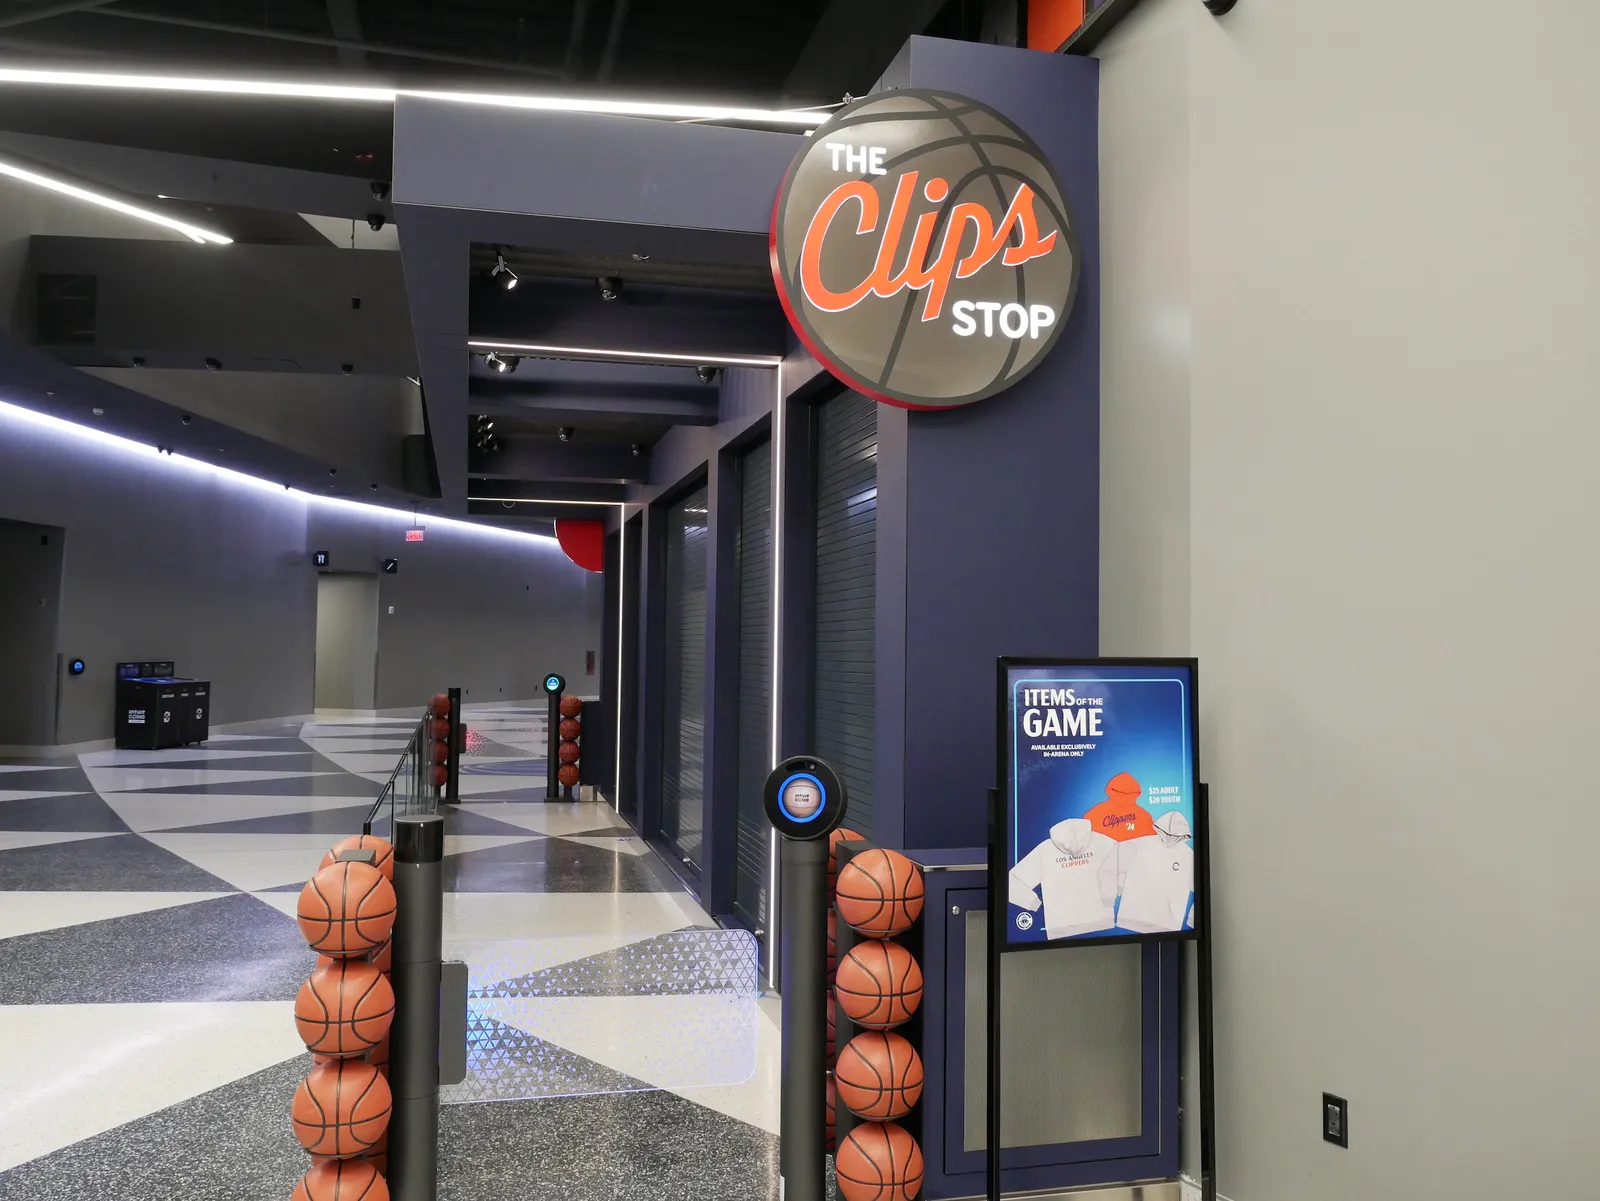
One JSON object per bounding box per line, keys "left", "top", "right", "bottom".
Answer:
{"left": 341, "top": 363, "right": 354, "bottom": 376}
{"left": 695, "top": 365, "right": 719, "bottom": 384}
{"left": 370, "top": 181, "right": 391, "bottom": 201}
{"left": 181, "top": 414, "right": 193, "bottom": 426}
{"left": 557, "top": 426, "right": 573, "bottom": 442}
{"left": 131, "top": 355, "right": 146, "bottom": 368}
{"left": 204, "top": 357, "right": 222, "bottom": 372}
{"left": 597, "top": 275, "right": 622, "bottom": 302}
{"left": 366, "top": 213, "right": 386, "bottom": 232}
{"left": 328, "top": 467, "right": 338, "bottom": 477}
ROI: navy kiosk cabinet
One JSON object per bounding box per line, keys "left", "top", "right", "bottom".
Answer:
{"left": 115, "top": 662, "right": 210, "bottom": 749}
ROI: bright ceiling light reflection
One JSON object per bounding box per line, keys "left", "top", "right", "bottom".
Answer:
{"left": 0, "top": 67, "right": 830, "bottom": 126}
{"left": 0, "top": 156, "right": 232, "bottom": 244}
{"left": 0, "top": 398, "right": 560, "bottom": 548}
{"left": 466, "top": 340, "right": 783, "bottom": 368}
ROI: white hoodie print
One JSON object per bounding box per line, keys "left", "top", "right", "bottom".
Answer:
{"left": 1115, "top": 810, "right": 1194, "bottom": 933}
{"left": 1008, "top": 818, "right": 1120, "bottom": 939}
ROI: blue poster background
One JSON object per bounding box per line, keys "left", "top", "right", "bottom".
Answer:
{"left": 1004, "top": 661, "right": 1197, "bottom": 946}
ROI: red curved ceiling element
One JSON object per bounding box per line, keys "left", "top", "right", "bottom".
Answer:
{"left": 555, "top": 519, "right": 605, "bottom": 573}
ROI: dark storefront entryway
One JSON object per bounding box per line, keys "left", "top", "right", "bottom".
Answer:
{"left": 659, "top": 484, "right": 710, "bottom": 871}
{"left": 811, "top": 390, "right": 877, "bottom": 836}
{"left": 0, "top": 519, "right": 65, "bottom": 748}
{"left": 732, "top": 438, "right": 774, "bottom": 933}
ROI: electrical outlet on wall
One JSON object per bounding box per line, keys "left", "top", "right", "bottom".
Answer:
{"left": 1323, "top": 1092, "right": 1349, "bottom": 1148}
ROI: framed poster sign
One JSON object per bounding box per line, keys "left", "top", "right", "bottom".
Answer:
{"left": 997, "top": 657, "right": 1200, "bottom": 948}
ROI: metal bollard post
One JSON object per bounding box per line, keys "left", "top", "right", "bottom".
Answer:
{"left": 389, "top": 814, "right": 444, "bottom": 1201}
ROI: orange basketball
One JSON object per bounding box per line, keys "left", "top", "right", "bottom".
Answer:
{"left": 557, "top": 764, "right": 580, "bottom": 788}
{"left": 558, "top": 741, "right": 581, "bottom": 765}
{"left": 431, "top": 718, "right": 450, "bottom": 740}
{"left": 291, "top": 1058, "right": 391, "bottom": 1159}
{"left": 835, "top": 939, "right": 923, "bottom": 1030}
{"left": 835, "top": 1121, "right": 923, "bottom": 1201}
{"left": 429, "top": 693, "right": 450, "bottom": 717}
{"left": 559, "top": 694, "right": 582, "bottom": 718}
{"left": 368, "top": 937, "right": 392, "bottom": 974}
{"left": 297, "top": 862, "right": 396, "bottom": 957}
{"left": 826, "top": 991, "right": 836, "bottom": 1065}
{"left": 295, "top": 959, "right": 394, "bottom": 1056}
{"left": 291, "top": 1156, "right": 389, "bottom": 1201}
{"left": 829, "top": 827, "right": 865, "bottom": 893}
{"left": 836, "top": 849, "right": 924, "bottom": 937}
{"left": 835, "top": 1030, "right": 923, "bottom": 1120}
{"left": 360, "top": 1130, "right": 388, "bottom": 1175}
{"left": 320, "top": 835, "right": 395, "bottom": 882}
{"left": 431, "top": 765, "right": 448, "bottom": 788}
{"left": 826, "top": 909, "right": 837, "bottom": 985}
{"left": 367, "top": 1033, "right": 390, "bottom": 1077}
{"left": 825, "top": 1072, "right": 836, "bottom": 1151}
{"left": 559, "top": 718, "right": 582, "bottom": 740}
{"left": 430, "top": 740, "right": 449, "bottom": 764}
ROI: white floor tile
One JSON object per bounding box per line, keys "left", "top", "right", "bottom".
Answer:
{"left": 480, "top": 993, "right": 759, "bottom": 1091}
{"left": 78, "top": 748, "right": 315, "bottom": 768}
{"left": 441, "top": 891, "right": 709, "bottom": 942}
{"left": 99, "top": 793, "right": 371, "bottom": 833}
{"left": 0, "top": 1001, "right": 303, "bottom": 1170}
{"left": 86, "top": 767, "right": 340, "bottom": 793}
{"left": 558, "top": 834, "right": 652, "bottom": 856}
{"left": 0, "top": 790, "right": 84, "bottom": 804}
{"left": 0, "top": 831, "right": 120, "bottom": 854}
{"left": 0, "top": 765, "right": 74, "bottom": 774}
{"left": 0, "top": 891, "right": 224, "bottom": 941}
{"left": 139, "top": 833, "right": 346, "bottom": 892}
{"left": 460, "top": 802, "right": 629, "bottom": 837}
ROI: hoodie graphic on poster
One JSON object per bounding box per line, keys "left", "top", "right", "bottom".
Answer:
{"left": 1082, "top": 771, "right": 1156, "bottom": 842}
{"left": 1115, "top": 811, "right": 1194, "bottom": 933}
{"left": 1008, "top": 818, "right": 1120, "bottom": 939}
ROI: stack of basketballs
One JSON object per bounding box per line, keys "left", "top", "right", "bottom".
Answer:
{"left": 828, "top": 831, "right": 928, "bottom": 1201}
{"left": 427, "top": 693, "right": 452, "bottom": 792}
{"left": 289, "top": 834, "right": 399, "bottom": 1200}
{"left": 556, "top": 694, "right": 583, "bottom": 794}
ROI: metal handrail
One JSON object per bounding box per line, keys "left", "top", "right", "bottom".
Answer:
{"left": 362, "top": 710, "right": 431, "bottom": 838}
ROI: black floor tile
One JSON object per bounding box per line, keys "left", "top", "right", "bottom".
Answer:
{"left": 0, "top": 892, "right": 317, "bottom": 1003}
{"left": 0, "top": 833, "right": 234, "bottom": 891}
{"left": 437, "top": 1086, "right": 780, "bottom": 1201}
{"left": 0, "top": 1054, "right": 310, "bottom": 1200}
{"left": 0, "top": 793, "right": 132, "bottom": 833}
{"left": 0, "top": 764, "right": 95, "bottom": 793}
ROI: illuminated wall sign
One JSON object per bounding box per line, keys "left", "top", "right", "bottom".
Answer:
{"left": 771, "top": 89, "right": 1079, "bottom": 410}
{"left": 313, "top": 550, "right": 330, "bottom": 567}
{"left": 405, "top": 528, "right": 425, "bottom": 542}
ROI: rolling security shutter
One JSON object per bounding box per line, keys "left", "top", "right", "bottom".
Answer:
{"left": 734, "top": 440, "right": 773, "bottom": 931}
{"left": 812, "top": 391, "right": 877, "bottom": 836}
{"left": 661, "top": 484, "right": 709, "bottom": 868}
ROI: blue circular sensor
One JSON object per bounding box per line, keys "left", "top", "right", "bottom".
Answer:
{"left": 68, "top": 658, "right": 85, "bottom": 676}
{"left": 776, "top": 773, "right": 826, "bottom": 823}
{"left": 544, "top": 675, "right": 562, "bottom": 692}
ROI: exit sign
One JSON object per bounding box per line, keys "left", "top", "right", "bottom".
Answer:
{"left": 405, "top": 528, "right": 425, "bottom": 542}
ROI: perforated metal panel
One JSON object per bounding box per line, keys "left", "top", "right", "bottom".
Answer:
{"left": 812, "top": 390, "right": 877, "bottom": 836}
{"left": 962, "top": 911, "right": 1143, "bottom": 1150}
{"left": 733, "top": 441, "right": 773, "bottom": 931}
{"left": 660, "top": 484, "right": 709, "bottom": 868}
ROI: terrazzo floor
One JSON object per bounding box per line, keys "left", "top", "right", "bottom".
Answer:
{"left": 0, "top": 703, "right": 783, "bottom": 1200}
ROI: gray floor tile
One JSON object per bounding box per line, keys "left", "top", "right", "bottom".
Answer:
{"left": 0, "top": 833, "right": 234, "bottom": 891}
{"left": 0, "top": 793, "right": 132, "bottom": 833}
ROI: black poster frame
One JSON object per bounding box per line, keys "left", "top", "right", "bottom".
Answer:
{"left": 988, "top": 655, "right": 1216, "bottom": 1201}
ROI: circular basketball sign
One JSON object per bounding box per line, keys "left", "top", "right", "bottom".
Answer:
{"left": 771, "top": 89, "right": 1079, "bottom": 410}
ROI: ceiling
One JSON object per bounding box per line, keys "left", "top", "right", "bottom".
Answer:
{"left": 0, "top": 0, "right": 992, "bottom": 533}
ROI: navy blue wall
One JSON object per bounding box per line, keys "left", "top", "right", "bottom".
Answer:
{"left": 878, "top": 38, "right": 1102, "bottom": 851}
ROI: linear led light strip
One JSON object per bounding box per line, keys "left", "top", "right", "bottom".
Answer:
{"left": 469, "top": 496, "right": 627, "bottom": 507}
{"left": 766, "top": 365, "right": 785, "bottom": 990}
{"left": 468, "top": 340, "right": 783, "bottom": 369}
{"left": 0, "top": 68, "right": 832, "bottom": 126}
{"left": 0, "top": 397, "right": 561, "bottom": 548}
{"left": 0, "top": 156, "right": 232, "bottom": 244}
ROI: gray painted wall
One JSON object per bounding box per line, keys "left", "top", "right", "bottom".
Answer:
{"left": 1097, "top": 2, "right": 1599, "bottom": 1197}
{"left": 0, "top": 393, "right": 603, "bottom": 744}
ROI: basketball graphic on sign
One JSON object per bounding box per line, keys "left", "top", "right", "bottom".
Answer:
{"left": 771, "top": 89, "right": 1079, "bottom": 410}
{"left": 782, "top": 775, "right": 823, "bottom": 820}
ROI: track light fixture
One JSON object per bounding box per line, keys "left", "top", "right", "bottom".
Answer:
{"left": 483, "top": 351, "right": 519, "bottom": 374}
{"left": 490, "top": 253, "right": 519, "bottom": 291}
{"left": 597, "top": 275, "right": 622, "bottom": 302}
{"left": 630, "top": 443, "right": 642, "bottom": 458}
{"left": 204, "top": 357, "right": 221, "bottom": 371}
{"left": 473, "top": 414, "right": 505, "bottom": 454}
{"left": 695, "top": 365, "right": 719, "bottom": 384}
{"left": 557, "top": 427, "right": 574, "bottom": 442}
